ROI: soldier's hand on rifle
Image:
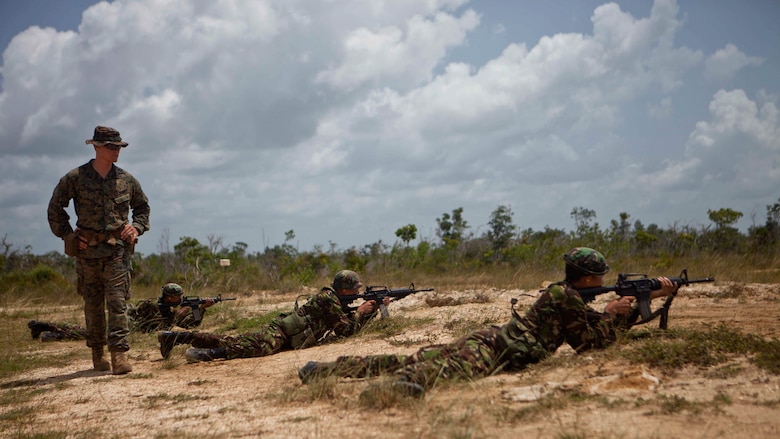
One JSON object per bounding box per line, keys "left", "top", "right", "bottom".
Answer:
{"left": 201, "top": 298, "right": 215, "bottom": 308}
{"left": 356, "top": 301, "right": 375, "bottom": 315}
{"left": 605, "top": 296, "right": 635, "bottom": 316}
{"left": 356, "top": 297, "right": 390, "bottom": 315}
{"left": 650, "top": 276, "right": 679, "bottom": 299}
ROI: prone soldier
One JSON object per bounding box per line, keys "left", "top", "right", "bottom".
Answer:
{"left": 157, "top": 270, "right": 390, "bottom": 362}
{"left": 28, "top": 283, "right": 216, "bottom": 341}
{"left": 298, "top": 248, "right": 680, "bottom": 396}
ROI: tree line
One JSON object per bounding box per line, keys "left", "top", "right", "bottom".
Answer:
{"left": 2, "top": 197, "right": 779, "bottom": 297}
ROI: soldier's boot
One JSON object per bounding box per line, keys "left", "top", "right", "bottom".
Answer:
{"left": 157, "top": 331, "right": 194, "bottom": 359}
{"left": 110, "top": 351, "right": 133, "bottom": 375}
{"left": 28, "top": 320, "right": 56, "bottom": 339}
{"left": 91, "top": 346, "right": 111, "bottom": 372}
{"left": 298, "top": 361, "right": 338, "bottom": 384}
{"left": 40, "top": 331, "right": 66, "bottom": 342}
{"left": 185, "top": 347, "right": 227, "bottom": 363}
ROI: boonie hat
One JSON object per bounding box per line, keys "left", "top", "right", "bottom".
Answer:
{"left": 332, "top": 270, "right": 363, "bottom": 290}
{"left": 85, "top": 125, "right": 128, "bottom": 147}
{"left": 161, "top": 283, "right": 184, "bottom": 297}
{"left": 563, "top": 247, "right": 610, "bottom": 275}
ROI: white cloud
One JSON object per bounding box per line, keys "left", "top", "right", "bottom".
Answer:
{"left": 688, "top": 89, "right": 779, "bottom": 155}
{"left": 704, "top": 44, "right": 764, "bottom": 83}
{"left": 315, "top": 9, "right": 480, "bottom": 91}
{"left": 0, "top": 0, "right": 777, "bottom": 254}
{"left": 642, "top": 89, "right": 780, "bottom": 200}
{"left": 116, "top": 89, "right": 182, "bottom": 126}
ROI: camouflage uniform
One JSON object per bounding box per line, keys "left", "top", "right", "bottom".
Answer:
{"left": 189, "top": 286, "right": 372, "bottom": 359}
{"left": 304, "top": 249, "right": 625, "bottom": 390}
{"left": 47, "top": 126, "right": 150, "bottom": 355}
{"left": 28, "top": 299, "right": 206, "bottom": 341}
{"left": 28, "top": 321, "right": 89, "bottom": 341}
{"left": 159, "top": 270, "right": 377, "bottom": 362}
{"left": 129, "top": 298, "right": 206, "bottom": 332}
{"left": 314, "top": 281, "right": 626, "bottom": 389}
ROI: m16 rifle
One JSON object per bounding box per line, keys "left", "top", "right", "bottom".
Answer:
{"left": 159, "top": 294, "right": 237, "bottom": 322}
{"left": 338, "top": 283, "right": 434, "bottom": 318}
{"left": 577, "top": 269, "right": 714, "bottom": 329}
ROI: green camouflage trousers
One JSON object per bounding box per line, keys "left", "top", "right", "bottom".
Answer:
{"left": 31, "top": 304, "right": 176, "bottom": 340}
{"left": 36, "top": 322, "right": 89, "bottom": 340}
{"left": 317, "top": 283, "right": 622, "bottom": 389}
{"left": 323, "top": 326, "right": 504, "bottom": 388}
{"left": 190, "top": 322, "right": 289, "bottom": 359}
{"left": 76, "top": 247, "right": 130, "bottom": 352}
{"left": 33, "top": 298, "right": 204, "bottom": 340}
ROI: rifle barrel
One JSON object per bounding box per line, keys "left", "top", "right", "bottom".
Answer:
{"left": 684, "top": 277, "right": 715, "bottom": 283}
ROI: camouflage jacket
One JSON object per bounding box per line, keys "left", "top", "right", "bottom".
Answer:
{"left": 127, "top": 299, "right": 205, "bottom": 333}
{"left": 279, "top": 287, "right": 373, "bottom": 341}
{"left": 48, "top": 160, "right": 150, "bottom": 259}
{"left": 497, "top": 281, "right": 627, "bottom": 370}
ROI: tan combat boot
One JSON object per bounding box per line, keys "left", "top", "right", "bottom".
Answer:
{"left": 92, "top": 346, "right": 111, "bottom": 371}
{"left": 110, "top": 351, "right": 133, "bottom": 375}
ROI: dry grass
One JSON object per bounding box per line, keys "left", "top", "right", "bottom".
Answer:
{"left": 2, "top": 259, "right": 780, "bottom": 438}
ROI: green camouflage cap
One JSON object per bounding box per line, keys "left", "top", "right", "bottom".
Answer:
{"left": 563, "top": 247, "right": 610, "bottom": 275}
{"left": 85, "top": 125, "right": 128, "bottom": 147}
{"left": 332, "top": 270, "right": 363, "bottom": 290}
{"left": 161, "top": 283, "right": 184, "bottom": 297}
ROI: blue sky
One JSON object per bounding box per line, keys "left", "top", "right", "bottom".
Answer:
{"left": 1, "top": 0, "right": 778, "bottom": 256}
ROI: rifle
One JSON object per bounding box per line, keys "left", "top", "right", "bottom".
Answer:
{"left": 160, "top": 294, "right": 237, "bottom": 322}
{"left": 577, "top": 269, "right": 714, "bottom": 329}
{"left": 337, "top": 283, "right": 434, "bottom": 318}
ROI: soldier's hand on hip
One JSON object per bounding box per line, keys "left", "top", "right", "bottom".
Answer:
{"left": 120, "top": 224, "right": 139, "bottom": 243}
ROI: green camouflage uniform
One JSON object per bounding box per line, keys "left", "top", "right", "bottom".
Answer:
{"left": 130, "top": 299, "right": 206, "bottom": 332}
{"left": 33, "top": 321, "right": 89, "bottom": 340}
{"left": 189, "top": 287, "right": 372, "bottom": 359}
{"left": 47, "top": 159, "right": 150, "bottom": 352}
{"left": 319, "top": 281, "right": 627, "bottom": 389}
{"left": 30, "top": 299, "right": 206, "bottom": 341}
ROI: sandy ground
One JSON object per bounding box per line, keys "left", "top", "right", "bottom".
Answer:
{"left": 2, "top": 282, "right": 779, "bottom": 438}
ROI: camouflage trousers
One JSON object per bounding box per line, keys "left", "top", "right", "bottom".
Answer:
{"left": 191, "top": 323, "right": 289, "bottom": 359}
{"left": 325, "top": 326, "right": 506, "bottom": 389}
{"left": 76, "top": 247, "right": 131, "bottom": 352}
{"left": 31, "top": 306, "right": 155, "bottom": 341}
{"left": 320, "top": 286, "right": 622, "bottom": 389}
{"left": 34, "top": 322, "right": 88, "bottom": 340}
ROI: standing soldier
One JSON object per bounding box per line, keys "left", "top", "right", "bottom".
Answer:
{"left": 28, "top": 283, "right": 214, "bottom": 341}
{"left": 47, "top": 126, "right": 150, "bottom": 375}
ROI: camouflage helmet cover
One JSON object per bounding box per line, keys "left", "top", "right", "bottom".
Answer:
{"left": 161, "top": 283, "right": 184, "bottom": 297}
{"left": 563, "top": 247, "right": 610, "bottom": 275}
{"left": 85, "top": 125, "right": 128, "bottom": 147}
{"left": 332, "top": 270, "right": 363, "bottom": 290}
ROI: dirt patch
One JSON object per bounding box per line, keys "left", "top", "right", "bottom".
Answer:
{"left": 2, "top": 283, "right": 779, "bottom": 438}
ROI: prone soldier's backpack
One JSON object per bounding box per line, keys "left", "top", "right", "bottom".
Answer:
{"left": 276, "top": 295, "right": 316, "bottom": 349}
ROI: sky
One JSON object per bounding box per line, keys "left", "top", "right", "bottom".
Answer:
{"left": 0, "top": 0, "right": 778, "bottom": 256}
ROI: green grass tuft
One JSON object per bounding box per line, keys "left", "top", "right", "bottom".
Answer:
{"left": 623, "top": 323, "right": 779, "bottom": 375}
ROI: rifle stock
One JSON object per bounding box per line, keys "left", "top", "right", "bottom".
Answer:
{"left": 577, "top": 269, "right": 714, "bottom": 329}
